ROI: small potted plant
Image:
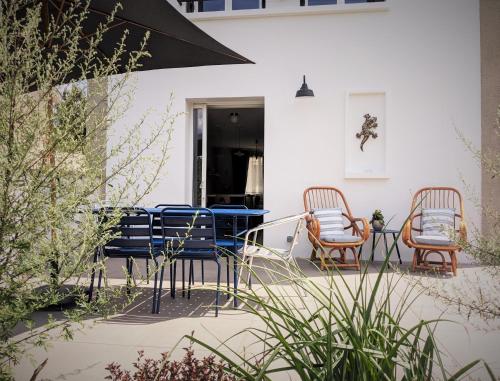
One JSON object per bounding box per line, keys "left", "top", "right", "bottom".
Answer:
{"left": 371, "top": 209, "right": 385, "bottom": 231}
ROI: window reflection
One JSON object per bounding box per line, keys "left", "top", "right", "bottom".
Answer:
{"left": 308, "top": 0, "right": 337, "bottom": 5}
{"left": 232, "top": 0, "right": 260, "bottom": 10}
{"left": 345, "top": 0, "right": 384, "bottom": 3}
{"left": 200, "top": 0, "right": 225, "bottom": 12}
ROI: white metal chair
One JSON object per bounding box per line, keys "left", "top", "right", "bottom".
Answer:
{"left": 238, "top": 212, "right": 309, "bottom": 289}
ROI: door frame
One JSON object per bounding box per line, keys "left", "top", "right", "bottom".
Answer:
{"left": 185, "top": 97, "right": 264, "bottom": 207}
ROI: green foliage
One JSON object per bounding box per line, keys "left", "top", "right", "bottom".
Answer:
{"left": 105, "top": 346, "right": 238, "bottom": 381}
{"left": 372, "top": 209, "right": 384, "bottom": 223}
{"left": 0, "top": 0, "right": 174, "bottom": 377}
{"left": 188, "top": 242, "right": 491, "bottom": 380}
{"left": 430, "top": 105, "right": 500, "bottom": 321}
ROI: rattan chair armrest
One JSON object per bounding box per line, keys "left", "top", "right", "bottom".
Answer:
{"left": 359, "top": 218, "right": 370, "bottom": 241}
{"left": 402, "top": 219, "right": 412, "bottom": 246}
{"left": 346, "top": 216, "right": 369, "bottom": 241}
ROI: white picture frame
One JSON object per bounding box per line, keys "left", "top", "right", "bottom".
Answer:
{"left": 344, "top": 90, "right": 388, "bottom": 179}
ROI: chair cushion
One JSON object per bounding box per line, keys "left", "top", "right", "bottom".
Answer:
{"left": 322, "top": 234, "right": 362, "bottom": 243}
{"left": 421, "top": 208, "right": 455, "bottom": 238}
{"left": 415, "top": 235, "right": 453, "bottom": 246}
{"left": 313, "top": 208, "right": 344, "bottom": 240}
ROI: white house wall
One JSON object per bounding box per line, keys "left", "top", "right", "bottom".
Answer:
{"left": 108, "top": 0, "right": 481, "bottom": 262}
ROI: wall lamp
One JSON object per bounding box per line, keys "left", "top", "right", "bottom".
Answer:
{"left": 295, "top": 75, "right": 314, "bottom": 98}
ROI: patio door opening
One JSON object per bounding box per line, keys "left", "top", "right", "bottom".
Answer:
{"left": 192, "top": 104, "right": 264, "bottom": 213}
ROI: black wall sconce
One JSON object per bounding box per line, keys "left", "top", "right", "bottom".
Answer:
{"left": 295, "top": 75, "right": 314, "bottom": 97}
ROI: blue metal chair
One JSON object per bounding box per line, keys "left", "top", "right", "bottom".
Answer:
{"left": 156, "top": 208, "right": 221, "bottom": 316}
{"left": 90, "top": 208, "right": 159, "bottom": 313}
{"left": 209, "top": 204, "right": 249, "bottom": 298}
{"left": 152, "top": 204, "right": 192, "bottom": 294}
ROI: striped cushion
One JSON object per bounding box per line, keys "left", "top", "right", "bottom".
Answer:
{"left": 421, "top": 208, "right": 455, "bottom": 237}
{"left": 313, "top": 208, "right": 344, "bottom": 240}
{"left": 415, "top": 235, "right": 452, "bottom": 246}
{"left": 323, "top": 234, "right": 362, "bottom": 243}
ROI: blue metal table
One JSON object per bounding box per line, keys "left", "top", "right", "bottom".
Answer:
{"left": 147, "top": 207, "right": 269, "bottom": 307}
{"left": 145, "top": 207, "right": 268, "bottom": 217}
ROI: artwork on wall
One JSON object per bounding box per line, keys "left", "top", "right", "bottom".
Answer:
{"left": 356, "top": 113, "right": 378, "bottom": 151}
{"left": 345, "top": 91, "right": 388, "bottom": 179}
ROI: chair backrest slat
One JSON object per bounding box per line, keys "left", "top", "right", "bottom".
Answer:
{"left": 119, "top": 215, "right": 150, "bottom": 226}
{"left": 107, "top": 238, "right": 151, "bottom": 247}
{"left": 162, "top": 227, "right": 214, "bottom": 238}
{"left": 102, "top": 208, "right": 152, "bottom": 254}
{"left": 303, "top": 186, "right": 352, "bottom": 216}
{"left": 161, "top": 216, "right": 214, "bottom": 227}
{"left": 114, "top": 227, "right": 151, "bottom": 237}
{"left": 410, "top": 187, "right": 464, "bottom": 232}
{"left": 168, "top": 240, "right": 215, "bottom": 249}
{"left": 160, "top": 208, "right": 216, "bottom": 253}
{"left": 152, "top": 204, "right": 192, "bottom": 236}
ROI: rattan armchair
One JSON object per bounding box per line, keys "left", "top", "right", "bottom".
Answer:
{"left": 303, "top": 186, "right": 369, "bottom": 270}
{"left": 402, "top": 187, "right": 467, "bottom": 276}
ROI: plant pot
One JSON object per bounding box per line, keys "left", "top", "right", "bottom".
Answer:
{"left": 372, "top": 220, "right": 384, "bottom": 231}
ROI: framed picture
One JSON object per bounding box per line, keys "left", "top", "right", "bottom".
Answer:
{"left": 344, "top": 90, "right": 388, "bottom": 179}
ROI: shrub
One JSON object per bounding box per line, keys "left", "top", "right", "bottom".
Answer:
{"left": 105, "top": 347, "right": 238, "bottom": 381}
{"left": 188, "top": 242, "right": 493, "bottom": 380}
{"left": 0, "top": 1, "right": 173, "bottom": 377}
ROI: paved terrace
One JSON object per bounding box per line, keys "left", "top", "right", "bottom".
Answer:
{"left": 13, "top": 257, "right": 500, "bottom": 380}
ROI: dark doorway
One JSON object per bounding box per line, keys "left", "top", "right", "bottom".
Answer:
{"left": 206, "top": 107, "right": 264, "bottom": 212}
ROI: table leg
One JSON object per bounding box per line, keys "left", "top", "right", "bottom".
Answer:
{"left": 233, "top": 216, "right": 238, "bottom": 308}
{"left": 371, "top": 232, "right": 376, "bottom": 262}
{"left": 392, "top": 232, "right": 402, "bottom": 264}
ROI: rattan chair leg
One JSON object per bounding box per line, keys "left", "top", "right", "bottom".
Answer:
{"left": 319, "top": 248, "right": 327, "bottom": 271}
{"left": 451, "top": 251, "right": 457, "bottom": 276}
{"left": 339, "top": 248, "right": 346, "bottom": 264}
{"left": 412, "top": 249, "right": 418, "bottom": 272}
{"left": 351, "top": 247, "right": 360, "bottom": 271}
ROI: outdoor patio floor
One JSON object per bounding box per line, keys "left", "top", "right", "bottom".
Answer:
{"left": 13, "top": 257, "right": 500, "bottom": 380}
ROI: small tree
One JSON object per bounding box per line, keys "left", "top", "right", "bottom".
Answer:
{"left": 0, "top": 1, "right": 174, "bottom": 377}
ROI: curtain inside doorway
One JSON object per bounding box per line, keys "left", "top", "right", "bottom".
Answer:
{"left": 245, "top": 156, "right": 263, "bottom": 195}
